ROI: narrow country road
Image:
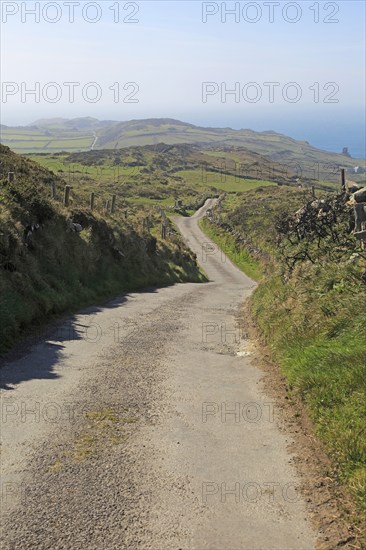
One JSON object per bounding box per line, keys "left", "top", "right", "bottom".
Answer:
{"left": 90, "top": 131, "right": 98, "bottom": 150}
{"left": 0, "top": 200, "right": 316, "bottom": 549}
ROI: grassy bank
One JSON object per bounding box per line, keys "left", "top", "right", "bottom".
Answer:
{"left": 201, "top": 188, "right": 366, "bottom": 514}
{"left": 0, "top": 145, "right": 205, "bottom": 354}
{"left": 251, "top": 272, "right": 366, "bottom": 511}
{"left": 199, "top": 217, "right": 262, "bottom": 281}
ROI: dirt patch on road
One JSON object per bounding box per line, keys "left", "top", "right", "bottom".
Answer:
{"left": 238, "top": 300, "right": 365, "bottom": 550}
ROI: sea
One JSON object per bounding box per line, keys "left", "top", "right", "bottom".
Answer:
{"left": 210, "top": 111, "right": 366, "bottom": 160}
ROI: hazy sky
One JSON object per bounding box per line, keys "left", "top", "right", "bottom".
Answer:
{"left": 1, "top": 0, "right": 365, "bottom": 151}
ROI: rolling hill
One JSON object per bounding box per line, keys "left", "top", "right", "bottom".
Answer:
{"left": 1, "top": 117, "right": 364, "bottom": 184}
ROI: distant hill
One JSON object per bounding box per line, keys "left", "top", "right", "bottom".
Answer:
{"left": 30, "top": 117, "right": 118, "bottom": 130}
{"left": 31, "top": 117, "right": 70, "bottom": 127}
{"left": 1, "top": 117, "right": 364, "bottom": 183}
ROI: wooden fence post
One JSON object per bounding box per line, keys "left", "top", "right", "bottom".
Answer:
{"left": 202, "top": 162, "right": 208, "bottom": 183}
{"left": 341, "top": 168, "right": 346, "bottom": 191}
{"left": 111, "top": 195, "right": 116, "bottom": 214}
{"left": 105, "top": 200, "right": 110, "bottom": 213}
{"left": 51, "top": 182, "right": 56, "bottom": 199}
{"left": 90, "top": 192, "right": 95, "bottom": 211}
{"left": 311, "top": 185, "right": 316, "bottom": 198}
{"left": 64, "top": 185, "right": 71, "bottom": 207}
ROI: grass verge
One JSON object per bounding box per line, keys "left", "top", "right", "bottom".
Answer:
{"left": 199, "top": 217, "right": 262, "bottom": 281}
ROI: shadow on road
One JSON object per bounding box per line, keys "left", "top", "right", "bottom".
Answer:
{"left": 0, "top": 289, "right": 160, "bottom": 390}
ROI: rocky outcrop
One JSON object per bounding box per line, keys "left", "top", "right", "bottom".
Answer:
{"left": 350, "top": 187, "right": 366, "bottom": 204}
{"left": 347, "top": 187, "right": 366, "bottom": 250}
{"left": 341, "top": 147, "right": 351, "bottom": 158}
{"left": 345, "top": 181, "right": 361, "bottom": 195}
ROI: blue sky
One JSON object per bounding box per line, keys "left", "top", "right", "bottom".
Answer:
{"left": 1, "top": 1, "right": 365, "bottom": 153}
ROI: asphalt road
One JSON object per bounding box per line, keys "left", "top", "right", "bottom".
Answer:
{"left": 0, "top": 200, "right": 316, "bottom": 549}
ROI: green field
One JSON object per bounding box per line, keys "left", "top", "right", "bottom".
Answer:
{"left": 1, "top": 127, "right": 94, "bottom": 153}
{"left": 175, "top": 169, "right": 275, "bottom": 193}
